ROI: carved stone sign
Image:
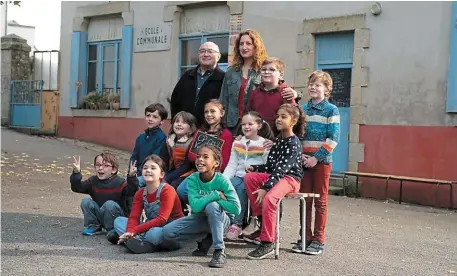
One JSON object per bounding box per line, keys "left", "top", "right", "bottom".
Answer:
{"left": 134, "top": 23, "right": 172, "bottom": 52}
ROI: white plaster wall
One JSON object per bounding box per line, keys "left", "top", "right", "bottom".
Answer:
{"left": 129, "top": 1, "right": 173, "bottom": 118}
{"left": 243, "top": 1, "right": 456, "bottom": 126}
{"left": 59, "top": 1, "right": 107, "bottom": 116}
{"left": 60, "top": 1, "right": 456, "bottom": 126}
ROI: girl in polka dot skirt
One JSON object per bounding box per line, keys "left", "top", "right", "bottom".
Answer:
{"left": 243, "top": 103, "right": 306, "bottom": 260}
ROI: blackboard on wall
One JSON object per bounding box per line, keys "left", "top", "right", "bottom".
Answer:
{"left": 324, "top": 68, "right": 352, "bottom": 107}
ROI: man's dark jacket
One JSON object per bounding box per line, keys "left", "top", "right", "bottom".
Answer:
{"left": 170, "top": 65, "right": 225, "bottom": 127}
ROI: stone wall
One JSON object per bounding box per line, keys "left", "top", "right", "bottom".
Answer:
{"left": 1, "top": 34, "right": 32, "bottom": 125}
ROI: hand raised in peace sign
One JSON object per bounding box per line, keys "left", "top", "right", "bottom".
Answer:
{"left": 72, "top": 155, "right": 81, "bottom": 173}
{"left": 128, "top": 160, "right": 138, "bottom": 177}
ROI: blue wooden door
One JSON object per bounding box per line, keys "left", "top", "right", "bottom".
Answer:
{"left": 315, "top": 32, "right": 354, "bottom": 172}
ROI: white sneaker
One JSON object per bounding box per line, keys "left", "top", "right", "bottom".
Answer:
{"left": 242, "top": 216, "right": 259, "bottom": 236}
{"left": 226, "top": 224, "right": 242, "bottom": 240}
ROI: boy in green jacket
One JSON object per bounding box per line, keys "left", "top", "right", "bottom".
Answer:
{"left": 162, "top": 145, "right": 240, "bottom": 268}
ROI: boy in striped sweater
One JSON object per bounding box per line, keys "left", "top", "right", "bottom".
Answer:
{"left": 293, "top": 70, "right": 340, "bottom": 255}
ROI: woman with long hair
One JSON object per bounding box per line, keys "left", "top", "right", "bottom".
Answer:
{"left": 220, "top": 29, "right": 301, "bottom": 136}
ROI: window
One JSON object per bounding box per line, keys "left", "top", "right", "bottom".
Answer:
{"left": 87, "top": 40, "right": 122, "bottom": 94}
{"left": 179, "top": 33, "right": 229, "bottom": 76}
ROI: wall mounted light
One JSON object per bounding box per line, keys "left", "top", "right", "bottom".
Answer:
{"left": 370, "top": 2, "right": 383, "bottom": 16}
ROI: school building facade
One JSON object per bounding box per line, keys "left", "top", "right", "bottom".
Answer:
{"left": 58, "top": 1, "right": 457, "bottom": 207}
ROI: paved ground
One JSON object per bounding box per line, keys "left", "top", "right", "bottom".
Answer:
{"left": 1, "top": 127, "right": 457, "bottom": 276}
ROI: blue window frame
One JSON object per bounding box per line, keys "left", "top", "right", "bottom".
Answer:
{"left": 87, "top": 40, "right": 122, "bottom": 94}
{"left": 70, "top": 26, "right": 133, "bottom": 109}
{"left": 179, "top": 33, "right": 229, "bottom": 77}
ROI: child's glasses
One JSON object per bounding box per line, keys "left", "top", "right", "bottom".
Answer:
{"left": 260, "top": 68, "right": 277, "bottom": 74}
{"left": 95, "top": 163, "right": 113, "bottom": 169}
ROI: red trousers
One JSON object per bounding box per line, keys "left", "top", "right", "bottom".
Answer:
{"left": 300, "top": 163, "right": 331, "bottom": 244}
{"left": 244, "top": 172, "right": 300, "bottom": 242}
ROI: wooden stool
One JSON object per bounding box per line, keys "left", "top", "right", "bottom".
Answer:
{"left": 275, "top": 193, "right": 320, "bottom": 259}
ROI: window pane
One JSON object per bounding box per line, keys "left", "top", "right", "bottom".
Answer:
{"left": 207, "top": 36, "right": 228, "bottom": 64}
{"left": 87, "top": 62, "right": 98, "bottom": 92}
{"left": 103, "top": 45, "right": 115, "bottom": 60}
{"left": 103, "top": 61, "right": 114, "bottom": 92}
{"left": 181, "top": 39, "right": 200, "bottom": 66}
{"left": 89, "top": 45, "right": 97, "bottom": 61}
{"left": 117, "top": 61, "right": 121, "bottom": 93}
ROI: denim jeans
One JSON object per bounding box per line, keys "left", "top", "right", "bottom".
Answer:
{"left": 80, "top": 198, "right": 124, "bottom": 231}
{"left": 162, "top": 202, "right": 230, "bottom": 249}
{"left": 229, "top": 176, "right": 247, "bottom": 226}
{"left": 176, "top": 178, "right": 189, "bottom": 203}
{"left": 114, "top": 217, "right": 180, "bottom": 250}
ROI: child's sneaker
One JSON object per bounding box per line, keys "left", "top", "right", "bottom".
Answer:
{"left": 125, "top": 238, "right": 157, "bottom": 254}
{"left": 243, "top": 229, "right": 261, "bottom": 245}
{"left": 208, "top": 249, "right": 226, "bottom": 268}
{"left": 106, "top": 229, "right": 119, "bottom": 244}
{"left": 226, "top": 224, "right": 242, "bottom": 241}
{"left": 81, "top": 226, "right": 102, "bottom": 236}
{"left": 291, "top": 240, "right": 311, "bottom": 253}
{"left": 304, "top": 240, "right": 324, "bottom": 255}
{"left": 247, "top": 242, "right": 275, "bottom": 260}
{"left": 192, "top": 234, "right": 212, "bottom": 256}
{"left": 242, "top": 216, "right": 259, "bottom": 236}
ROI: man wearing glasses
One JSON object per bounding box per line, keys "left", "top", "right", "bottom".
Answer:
{"left": 170, "top": 42, "right": 226, "bottom": 127}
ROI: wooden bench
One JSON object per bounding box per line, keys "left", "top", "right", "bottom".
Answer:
{"left": 341, "top": 171, "right": 456, "bottom": 209}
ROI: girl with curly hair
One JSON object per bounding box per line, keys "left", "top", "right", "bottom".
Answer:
{"left": 219, "top": 29, "right": 301, "bottom": 136}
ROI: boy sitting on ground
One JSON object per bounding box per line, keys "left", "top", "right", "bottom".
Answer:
{"left": 70, "top": 151, "right": 138, "bottom": 240}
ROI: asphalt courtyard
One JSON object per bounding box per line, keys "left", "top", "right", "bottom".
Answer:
{"left": 1, "top": 128, "right": 456, "bottom": 276}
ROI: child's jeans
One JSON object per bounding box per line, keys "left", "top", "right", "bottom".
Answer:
{"left": 162, "top": 202, "right": 231, "bottom": 249}
{"left": 80, "top": 198, "right": 124, "bottom": 231}
{"left": 229, "top": 176, "right": 248, "bottom": 226}
{"left": 113, "top": 217, "right": 180, "bottom": 249}
{"left": 244, "top": 172, "right": 299, "bottom": 242}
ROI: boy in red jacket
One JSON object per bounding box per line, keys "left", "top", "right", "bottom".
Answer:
{"left": 246, "top": 57, "right": 295, "bottom": 131}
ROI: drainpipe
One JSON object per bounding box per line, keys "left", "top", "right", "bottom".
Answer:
{"left": 3, "top": 1, "right": 7, "bottom": 36}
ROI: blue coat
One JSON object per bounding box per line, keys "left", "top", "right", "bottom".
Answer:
{"left": 130, "top": 127, "right": 166, "bottom": 176}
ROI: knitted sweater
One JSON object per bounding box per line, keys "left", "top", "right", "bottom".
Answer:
{"left": 187, "top": 172, "right": 241, "bottom": 215}
{"left": 301, "top": 99, "right": 340, "bottom": 164}
{"left": 159, "top": 134, "right": 194, "bottom": 183}
{"left": 223, "top": 136, "right": 269, "bottom": 179}
{"left": 70, "top": 173, "right": 138, "bottom": 215}
{"left": 246, "top": 81, "right": 295, "bottom": 129}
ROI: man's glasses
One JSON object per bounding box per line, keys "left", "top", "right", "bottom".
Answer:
{"left": 198, "top": 49, "right": 220, "bottom": 55}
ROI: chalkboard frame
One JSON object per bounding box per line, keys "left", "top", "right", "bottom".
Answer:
{"left": 189, "top": 130, "right": 225, "bottom": 155}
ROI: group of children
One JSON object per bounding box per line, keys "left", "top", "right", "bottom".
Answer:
{"left": 69, "top": 57, "right": 340, "bottom": 268}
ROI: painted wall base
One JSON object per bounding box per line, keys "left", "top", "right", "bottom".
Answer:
{"left": 58, "top": 116, "right": 171, "bottom": 151}
{"left": 58, "top": 118, "right": 457, "bottom": 208}
{"left": 359, "top": 125, "right": 457, "bottom": 208}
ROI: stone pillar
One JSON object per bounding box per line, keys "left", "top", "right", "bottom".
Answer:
{"left": 1, "top": 34, "right": 32, "bottom": 125}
